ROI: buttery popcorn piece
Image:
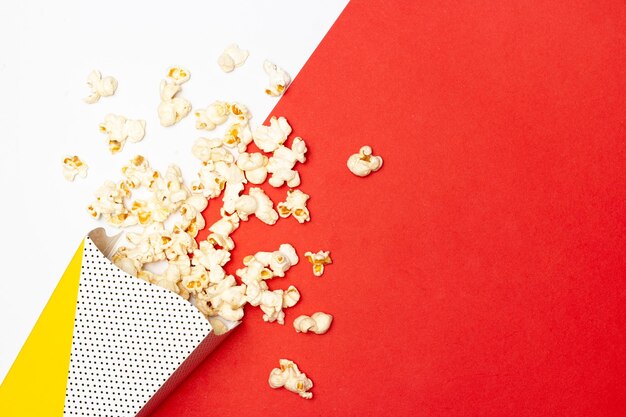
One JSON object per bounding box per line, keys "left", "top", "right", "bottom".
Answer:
{"left": 277, "top": 189, "right": 310, "bottom": 223}
{"left": 282, "top": 285, "right": 300, "bottom": 308}
{"left": 62, "top": 155, "right": 88, "bottom": 181}
{"left": 304, "top": 250, "right": 332, "bottom": 277}
{"left": 229, "top": 187, "right": 278, "bottom": 225}
{"left": 254, "top": 243, "right": 299, "bottom": 277}
{"left": 218, "top": 44, "right": 249, "bottom": 73}
{"left": 267, "top": 137, "right": 307, "bottom": 187}
{"left": 207, "top": 210, "right": 240, "bottom": 250}
{"left": 166, "top": 65, "right": 191, "bottom": 85}
{"left": 263, "top": 60, "right": 291, "bottom": 97}
{"left": 236, "top": 152, "right": 268, "bottom": 184}
{"left": 268, "top": 359, "right": 313, "bottom": 399}
{"left": 99, "top": 113, "right": 146, "bottom": 154}
{"left": 120, "top": 155, "right": 155, "bottom": 189}
{"left": 87, "top": 180, "right": 136, "bottom": 227}
{"left": 194, "top": 101, "right": 229, "bottom": 131}
{"left": 293, "top": 312, "right": 333, "bottom": 335}
{"left": 192, "top": 137, "right": 235, "bottom": 164}
{"left": 84, "top": 69, "right": 118, "bottom": 104}
{"left": 347, "top": 145, "right": 383, "bottom": 177}
{"left": 223, "top": 121, "right": 253, "bottom": 152}
{"left": 252, "top": 116, "right": 292, "bottom": 153}
{"left": 158, "top": 67, "right": 191, "bottom": 127}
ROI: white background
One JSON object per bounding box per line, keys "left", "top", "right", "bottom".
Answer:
{"left": 0, "top": 0, "right": 348, "bottom": 382}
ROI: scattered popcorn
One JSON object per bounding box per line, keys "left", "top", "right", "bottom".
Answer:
{"left": 195, "top": 275, "right": 247, "bottom": 322}
{"left": 121, "top": 155, "right": 156, "bottom": 189}
{"left": 82, "top": 63, "right": 338, "bottom": 367}
{"left": 192, "top": 137, "right": 235, "bottom": 164}
{"left": 194, "top": 101, "right": 229, "bottom": 131}
{"left": 277, "top": 189, "right": 310, "bottom": 223}
{"left": 166, "top": 65, "right": 191, "bottom": 85}
{"left": 282, "top": 285, "right": 301, "bottom": 308}
{"left": 252, "top": 116, "right": 292, "bottom": 153}
{"left": 87, "top": 180, "right": 136, "bottom": 227}
{"left": 263, "top": 60, "right": 291, "bottom": 97}
{"left": 99, "top": 114, "right": 146, "bottom": 154}
{"left": 304, "top": 250, "right": 332, "bottom": 277}
{"left": 158, "top": 67, "right": 191, "bottom": 127}
{"left": 293, "top": 312, "right": 333, "bottom": 335}
{"left": 347, "top": 145, "right": 383, "bottom": 177}
{"left": 62, "top": 155, "right": 88, "bottom": 181}
{"left": 84, "top": 69, "right": 118, "bottom": 104}
{"left": 237, "top": 187, "right": 278, "bottom": 225}
{"left": 191, "top": 163, "right": 227, "bottom": 198}
{"left": 260, "top": 289, "right": 287, "bottom": 324}
{"left": 207, "top": 210, "right": 240, "bottom": 250}
{"left": 223, "top": 121, "right": 253, "bottom": 152}
{"left": 218, "top": 44, "right": 249, "bottom": 73}
{"left": 254, "top": 243, "right": 299, "bottom": 277}
{"left": 267, "top": 137, "right": 307, "bottom": 187}
{"left": 208, "top": 317, "right": 229, "bottom": 336}
{"left": 236, "top": 152, "right": 268, "bottom": 184}
{"left": 268, "top": 359, "right": 313, "bottom": 399}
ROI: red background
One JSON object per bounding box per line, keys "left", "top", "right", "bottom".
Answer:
{"left": 152, "top": 1, "right": 626, "bottom": 415}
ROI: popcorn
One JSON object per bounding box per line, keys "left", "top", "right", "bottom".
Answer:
{"left": 191, "top": 137, "right": 235, "bottom": 164}
{"left": 229, "top": 102, "right": 251, "bottom": 123}
{"left": 263, "top": 60, "right": 291, "bottom": 97}
{"left": 282, "top": 285, "right": 301, "bottom": 308}
{"left": 121, "top": 155, "right": 156, "bottom": 189}
{"left": 194, "top": 101, "right": 230, "bottom": 131}
{"left": 304, "top": 250, "right": 332, "bottom": 277}
{"left": 236, "top": 152, "right": 268, "bottom": 184}
{"left": 228, "top": 188, "right": 278, "bottom": 225}
{"left": 218, "top": 164, "right": 246, "bottom": 214}
{"left": 347, "top": 145, "right": 383, "bottom": 177}
{"left": 158, "top": 67, "right": 191, "bottom": 127}
{"left": 181, "top": 264, "right": 210, "bottom": 294}
{"left": 192, "top": 241, "right": 231, "bottom": 283}
{"left": 267, "top": 137, "right": 307, "bottom": 187}
{"left": 277, "top": 189, "right": 310, "bottom": 223}
{"left": 87, "top": 181, "right": 135, "bottom": 227}
{"left": 180, "top": 194, "right": 208, "bottom": 221}
{"left": 148, "top": 164, "right": 190, "bottom": 217}
{"left": 207, "top": 210, "right": 240, "bottom": 250}
{"left": 166, "top": 65, "right": 191, "bottom": 85}
{"left": 208, "top": 317, "right": 228, "bottom": 336}
{"left": 82, "top": 68, "right": 331, "bottom": 344}
{"left": 155, "top": 263, "right": 189, "bottom": 299}
{"left": 223, "top": 122, "right": 253, "bottom": 152}
{"left": 237, "top": 256, "right": 273, "bottom": 286}
{"left": 62, "top": 155, "right": 88, "bottom": 181}
{"left": 84, "top": 69, "right": 118, "bottom": 104}
{"left": 165, "top": 225, "right": 197, "bottom": 260}
{"left": 99, "top": 114, "right": 146, "bottom": 154}
{"left": 268, "top": 359, "right": 313, "bottom": 399}
{"left": 218, "top": 44, "right": 249, "bottom": 73}
{"left": 124, "top": 223, "right": 171, "bottom": 264}
{"left": 191, "top": 164, "right": 226, "bottom": 199}
{"left": 293, "top": 312, "right": 333, "bottom": 335}
{"left": 254, "top": 243, "right": 298, "bottom": 277}
{"left": 112, "top": 249, "right": 142, "bottom": 277}
{"left": 195, "top": 275, "right": 247, "bottom": 321}
{"left": 252, "top": 116, "right": 292, "bottom": 153}
{"left": 259, "top": 289, "right": 286, "bottom": 324}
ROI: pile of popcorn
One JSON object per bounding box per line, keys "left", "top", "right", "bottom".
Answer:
{"left": 65, "top": 48, "right": 383, "bottom": 400}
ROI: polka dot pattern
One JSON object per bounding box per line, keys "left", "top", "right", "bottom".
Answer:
{"left": 63, "top": 237, "right": 217, "bottom": 416}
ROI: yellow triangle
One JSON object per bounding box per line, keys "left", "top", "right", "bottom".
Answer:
{"left": 0, "top": 240, "right": 84, "bottom": 416}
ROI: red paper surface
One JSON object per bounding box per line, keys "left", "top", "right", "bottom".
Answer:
{"left": 152, "top": 1, "right": 626, "bottom": 415}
